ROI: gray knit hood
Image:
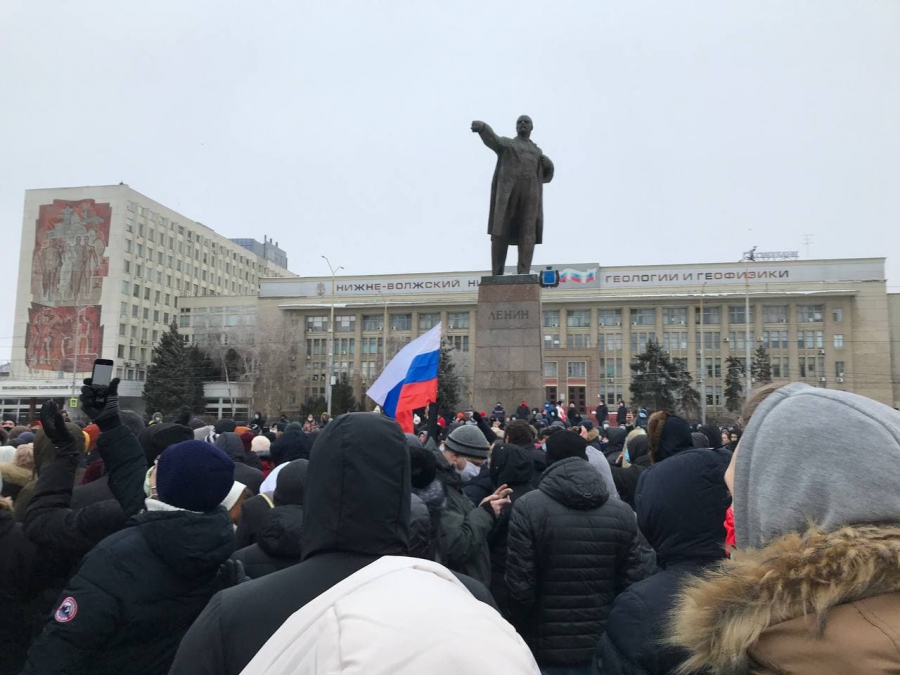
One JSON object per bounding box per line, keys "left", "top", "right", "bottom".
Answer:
{"left": 735, "top": 382, "right": 900, "bottom": 549}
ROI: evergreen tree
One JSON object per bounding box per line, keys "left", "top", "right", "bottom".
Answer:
{"left": 675, "top": 370, "right": 702, "bottom": 420}
{"left": 143, "top": 322, "right": 205, "bottom": 419}
{"left": 187, "top": 345, "right": 216, "bottom": 413}
{"left": 724, "top": 356, "right": 745, "bottom": 413}
{"left": 300, "top": 396, "right": 327, "bottom": 419}
{"left": 437, "top": 338, "right": 462, "bottom": 413}
{"left": 629, "top": 336, "right": 681, "bottom": 412}
{"left": 331, "top": 374, "right": 360, "bottom": 414}
{"left": 752, "top": 344, "right": 773, "bottom": 385}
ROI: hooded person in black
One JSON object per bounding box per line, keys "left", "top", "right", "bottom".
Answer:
{"left": 594, "top": 443, "right": 731, "bottom": 674}
{"left": 215, "top": 432, "right": 264, "bottom": 495}
{"left": 603, "top": 426, "right": 628, "bottom": 465}
{"left": 610, "top": 434, "right": 651, "bottom": 509}
{"left": 230, "top": 459, "right": 308, "bottom": 579}
{"left": 234, "top": 431, "right": 312, "bottom": 548}
{"left": 646, "top": 411, "right": 695, "bottom": 464}
{"left": 699, "top": 423, "right": 727, "bottom": 451}
{"left": 506, "top": 430, "right": 645, "bottom": 670}
{"left": 169, "top": 413, "right": 414, "bottom": 675}
{"left": 486, "top": 443, "right": 534, "bottom": 617}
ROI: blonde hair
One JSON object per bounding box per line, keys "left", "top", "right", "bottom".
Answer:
{"left": 14, "top": 444, "right": 34, "bottom": 471}
{"left": 738, "top": 383, "right": 787, "bottom": 428}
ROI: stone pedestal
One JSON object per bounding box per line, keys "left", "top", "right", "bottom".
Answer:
{"left": 473, "top": 275, "right": 544, "bottom": 415}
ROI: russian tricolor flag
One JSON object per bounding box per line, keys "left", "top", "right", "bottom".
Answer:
{"left": 367, "top": 323, "right": 441, "bottom": 433}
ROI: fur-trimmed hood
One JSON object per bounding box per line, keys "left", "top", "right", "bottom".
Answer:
{"left": 670, "top": 524, "right": 900, "bottom": 674}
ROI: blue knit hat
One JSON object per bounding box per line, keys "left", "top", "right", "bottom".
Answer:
{"left": 156, "top": 440, "right": 234, "bottom": 512}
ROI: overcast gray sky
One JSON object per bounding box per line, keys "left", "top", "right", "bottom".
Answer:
{"left": 2, "top": 1, "right": 899, "bottom": 361}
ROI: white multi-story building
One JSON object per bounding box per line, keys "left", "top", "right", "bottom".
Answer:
{"left": 4, "top": 184, "right": 294, "bottom": 420}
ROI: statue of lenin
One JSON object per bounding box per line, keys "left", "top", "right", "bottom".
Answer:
{"left": 471, "top": 115, "right": 554, "bottom": 276}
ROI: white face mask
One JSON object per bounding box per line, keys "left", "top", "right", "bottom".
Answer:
{"left": 457, "top": 460, "right": 480, "bottom": 482}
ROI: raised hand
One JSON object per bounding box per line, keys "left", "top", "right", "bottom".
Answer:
{"left": 40, "top": 400, "right": 75, "bottom": 447}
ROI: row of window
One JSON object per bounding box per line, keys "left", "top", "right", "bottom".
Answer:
{"left": 544, "top": 357, "right": 847, "bottom": 381}
{"left": 543, "top": 305, "right": 840, "bottom": 328}
{"left": 553, "top": 329, "right": 846, "bottom": 352}
{"left": 123, "top": 239, "right": 258, "bottom": 294}
{"left": 125, "top": 201, "right": 264, "bottom": 270}
{"left": 306, "top": 312, "right": 471, "bottom": 333}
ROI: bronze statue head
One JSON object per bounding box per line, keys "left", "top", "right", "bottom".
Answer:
{"left": 516, "top": 115, "right": 533, "bottom": 139}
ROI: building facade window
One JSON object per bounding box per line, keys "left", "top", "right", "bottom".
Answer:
{"left": 544, "top": 333, "right": 560, "bottom": 350}
{"left": 728, "top": 305, "right": 755, "bottom": 324}
{"left": 542, "top": 310, "right": 560, "bottom": 328}
{"left": 566, "top": 334, "right": 590, "bottom": 349}
{"left": 418, "top": 313, "right": 440, "bottom": 330}
{"left": 834, "top": 334, "right": 844, "bottom": 348}
{"left": 598, "top": 333, "right": 623, "bottom": 351}
{"left": 630, "top": 308, "right": 655, "bottom": 326}
{"left": 543, "top": 361, "right": 558, "bottom": 377}
{"left": 450, "top": 335, "right": 469, "bottom": 352}
{"left": 566, "top": 310, "right": 590, "bottom": 328}
{"left": 833, "top": 307, "right": 843, "bottom": 323}
{"left": 390, "top": 314, "right": 412, "bottom": 331}
{"left": 630, "top": 332, "right": 656, "bottom": 352}
{"left": 567, "top": 361, "right": 586, "bottom": 378}
{"left": 699, "top": 306, "right": 721, "bottom": 325}
{"left": 599, "top": 309, "right": 622, "bottom": 327}
{"left": 663, "top": 307, "right": 687, "bottom": 326}
{"left": 306, "top": 316, "right": 328, "bottom": 333}
{"left": 797, "top": 304, "right": 824, "bottom": 323}
{"left": 663, "top": 331, "right": 688, "bottom": 350}
{"left": 448, "top": 312, "right": 469, "bottom": 330}
{"left": 335, "top": 316, "right": 356, "bottom": 333}
{"left": 362, "top": 315, "right": 384, "bottom": 331}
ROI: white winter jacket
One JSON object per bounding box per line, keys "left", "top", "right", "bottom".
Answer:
{"left": 240, "top": 556, "right": 540, "bottom": 675}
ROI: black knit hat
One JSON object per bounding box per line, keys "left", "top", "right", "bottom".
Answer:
{"left": 545, "top": 430, "right": 588, "bottom": 466}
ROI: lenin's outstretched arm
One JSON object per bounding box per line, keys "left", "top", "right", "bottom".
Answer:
{"left": 471, "top": 120, "right": 505, "bottom": 154}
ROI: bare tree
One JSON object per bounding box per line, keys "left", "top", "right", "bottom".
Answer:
{"left": 252, "top": 315, "right": 295, "bottom": 419}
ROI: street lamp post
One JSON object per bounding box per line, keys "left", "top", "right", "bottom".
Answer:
{"left": 376, "top": 290, "right": 388, "bottom": 371}
{"left": 742, "top": 248, "right": 756, "bottom": 401}
{"left": 699, "top": 282, "right": 707, "bottom": 425}
{"left": 321, "top": 256, "right": 343, "bottom": 417}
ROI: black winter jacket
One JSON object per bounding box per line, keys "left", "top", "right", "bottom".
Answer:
{"left": 595, "top": 448, "right": 731, "bottom": 675}
{"left": 506, "top": 456, "right": 645, "bottom": 668}
{"left": 216, "top": 433, "right": 264, "bottom": 494}
{"left": 487, "top": 444, "right": 534, "bottom": 617}
{"left": 462, "top": 462, "right": 494, "bottom": 505}
{"left": 231, "top": 504, "right": 303, "bottom": 579}
{"left": 0, "top": 510, "right": 44, "bottom": 675}
{"left": 170, "top": 414, "right": 413, "bottom": 675}
{"left": 23, "top": 424, "right": 146, "bottom": 563}
{"left": 610, "top": 436, "right": 652, "bottom": 509}
{"left": 234, "top": 492, "right": 274, "bottom": 549}
{"left": 21, "top": 505, "right": 234, "bottom": 675}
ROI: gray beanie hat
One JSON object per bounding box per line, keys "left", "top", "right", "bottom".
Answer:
{"left": 735, "top": 382, "right": 900, "bottom": 549}
{"left": 444, "top": 425, "right": 490, "bottom": 459}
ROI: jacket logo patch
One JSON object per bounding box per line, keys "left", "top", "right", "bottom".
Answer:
{"left": 55, "top": 597, "right": 78, "bottom": 623}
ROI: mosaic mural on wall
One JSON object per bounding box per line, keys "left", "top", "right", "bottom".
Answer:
{"left": 25, "top": 199, "right": 110, "bottom": 372}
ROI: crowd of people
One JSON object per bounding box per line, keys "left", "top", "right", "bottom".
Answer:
{"left": 1, "top": 379, "right": 899, "bottom": 674}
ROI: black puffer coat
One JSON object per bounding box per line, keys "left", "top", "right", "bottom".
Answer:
{"left": 21, "top": 505, "right": 234, "bottom": 675}
{"left": 231, "top": 504, "right": 303, "bottom": 579}
{"left": 595, "top": 447, "right": 731, "bottom": 675}
{"left": 506, "top": 456, "right": 645, "bottom": 668}
{"left": 486, "top": 443, "right": 534, "bottom": 616}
